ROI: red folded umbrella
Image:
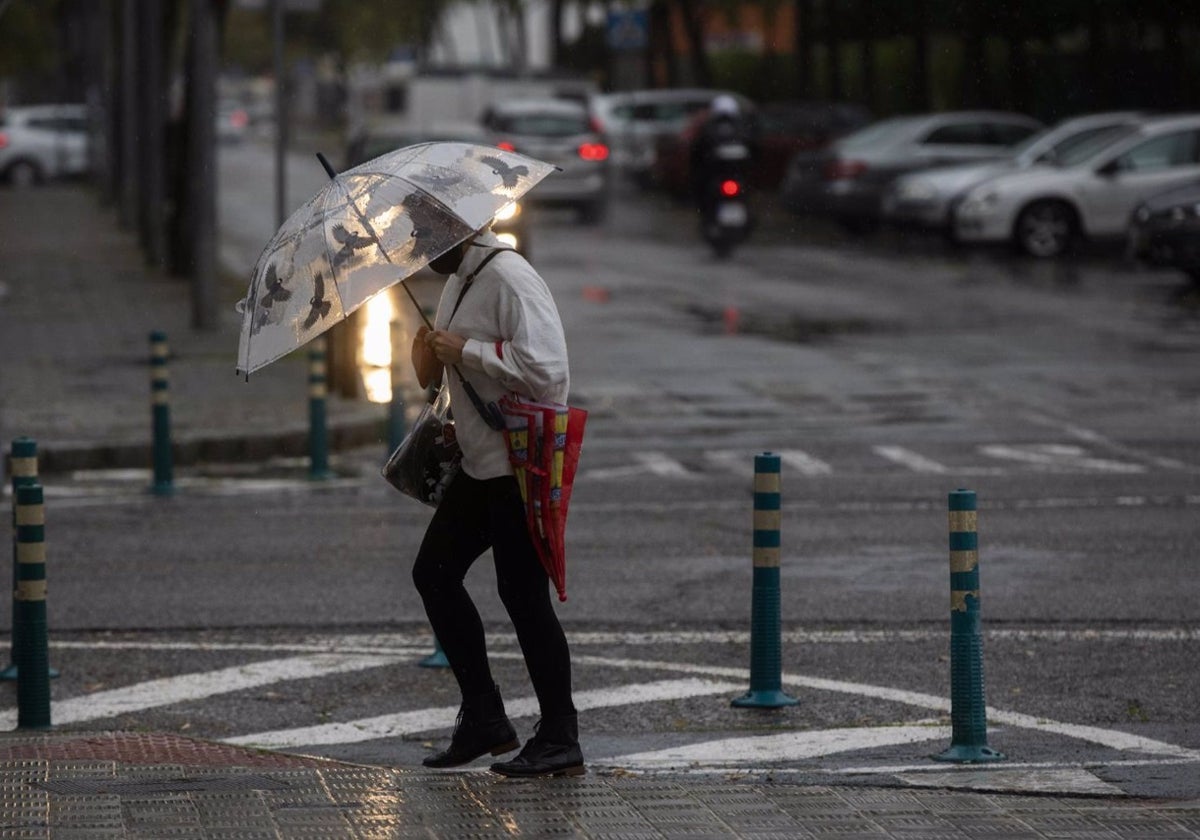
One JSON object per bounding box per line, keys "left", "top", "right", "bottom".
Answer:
{"left": 499, "top": 395, "right": 587, "bottom": 601}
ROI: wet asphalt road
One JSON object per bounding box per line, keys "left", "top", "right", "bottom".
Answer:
{"left": 5, "top": 141, "right": 1198, "bottom": 798}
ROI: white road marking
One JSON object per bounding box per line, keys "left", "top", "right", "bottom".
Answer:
{"left": 228, "top": 677, "right": 744, "bottom": 749}
{"left": 607, "top": 724, "right": 949, "bottom": 768}
{"left": 1022, "top": 411, "right": 1196, "bottom": 471}
{"left": 0, "top": 652, "right": 411, "bottom": 730}
{"left": 632, "top": 451, "right": 696, "bottom": 478}
{"left": 45, "top": 624, "right": 1200, "bottom": 655}
{"left": 980, "top": 443, "right": 1145, "bottom": 474}
{"left": 872, "top": 446, "right": 949, "bottom": 473}
{"left": 779, "top": 449, "right": 833, "bottom": 476}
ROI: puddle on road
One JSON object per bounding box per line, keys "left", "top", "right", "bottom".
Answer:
{"left": 683, "top": 303, "right": 890, "bottom": 343}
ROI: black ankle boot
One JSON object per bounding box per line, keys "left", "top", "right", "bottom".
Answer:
{"left": 490, "top": 713, "right": 585, "bottom": 777}
{"left": 423, "top": 686, "right": 519, "bottom": 768}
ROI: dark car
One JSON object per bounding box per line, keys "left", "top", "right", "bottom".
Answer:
{"left": 781, "top": 110, "right": 1043, "bottom": 231}
{"left": 653, "top": 99, "right": 870, "bottom": 197}
{"left": 1129, "top": 179, "right": 1200, "bottom": 283}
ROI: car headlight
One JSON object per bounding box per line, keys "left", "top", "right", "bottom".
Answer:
{"left": 959, "top": 189, "right": 1000, "bottom": 215}
{"left": 493, "top": 201, "right": 520, "bottom": 222}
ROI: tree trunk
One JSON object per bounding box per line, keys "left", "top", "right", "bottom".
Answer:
{"left": 794, "top": 0, "right": 813, "bottom": 98}
{"left": 824, "top": 0, "right": 842, "bottom": 100}
{"left": 911, "top": 0, "right": 930, "bottom": 110}
{"left": 676, "top": 0, "right": 711, "bottom": 87}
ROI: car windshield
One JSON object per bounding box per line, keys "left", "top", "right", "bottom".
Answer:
{"left": 495, "top": 113, "right": 589, "bottom": 137}
{"left": 1053, "top": 125, "right": 1138, "bottom": 166}
{"left": 839, "top": 117, "right": 920, "bottom": 151}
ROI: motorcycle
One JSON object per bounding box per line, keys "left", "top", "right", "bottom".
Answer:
{"left": 700, "top": 175, "right": 751, "bottom": 259}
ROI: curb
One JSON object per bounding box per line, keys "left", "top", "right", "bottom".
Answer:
{"left": 33, "top": 416, "right": 385, "bottom": 475}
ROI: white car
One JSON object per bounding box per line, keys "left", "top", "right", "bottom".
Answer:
{"left": 883, "top": 112, "right": 1142, "bottom": 234}
{"left": 955, "top": 114, "right": 1200, "bottom": 257}
{"left": 0, "top": 104, "right": 90, "bottom": 186}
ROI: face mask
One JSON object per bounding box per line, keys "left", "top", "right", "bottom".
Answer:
{"left": 428, "top": 243, "right": 466, "bottom": 275}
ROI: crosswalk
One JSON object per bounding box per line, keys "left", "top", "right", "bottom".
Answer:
{"left": 12, "top": 629, "right": 1198, "bottom": 793}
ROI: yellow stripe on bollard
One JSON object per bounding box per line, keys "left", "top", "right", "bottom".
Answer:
{"left": 949, "top": 510, "right": 977, "bottom": 533}
{"left": 15, "top": 505, "right": 44, "bottom": 526}
{"left": 951, "top": 589, "right": 980, "bottom": 612}
{"left": 16, "top": 543, "right": 46, "bottom": 564}
{"left": 15, "top": 580, "right": 47, "bottom": 602}
{"left": 950, "top": 550, "right": 978, "bottom": 573}
{"left": 10, "top": 457, "right": 37, "bottom": 478}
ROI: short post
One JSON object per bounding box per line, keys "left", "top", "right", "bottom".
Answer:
{"left": 933, "top": 489, "right": 1005, "bottom": 763}
{"left": 418, "top": 635, "right": 450, "bottom": 668}
{"left": 308, "top": 336, "right": 331, "bottom": 480}
{"left": 14, "top": 483, "right": 51, "bottom": 729}
{"left": 2, "top": 438, "right": 38, "bottom": 681}
{"left": 732, "top": 452, "right": 797, "bottom": 708}
{"left": 387, "top": 317, "right": 407, "bottom": 453}
{"left": 149, "top": 331, "right": 174, "bottom": 496}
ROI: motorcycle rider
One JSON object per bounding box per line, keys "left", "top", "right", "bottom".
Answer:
{"left": 688, "top": 94, "right": 755, "bottom": 218}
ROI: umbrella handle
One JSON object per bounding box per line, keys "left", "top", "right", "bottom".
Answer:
{"left": 316, "top": 151, "right": 337, "bottom": 179}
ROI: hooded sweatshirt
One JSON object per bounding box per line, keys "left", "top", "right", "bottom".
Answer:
{"left": 434, "top": 229, "right": 570, "bottom": 480}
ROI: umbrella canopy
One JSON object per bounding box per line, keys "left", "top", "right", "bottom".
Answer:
{"left": 498, "top": 395, "right": 587, "bottom": 601}
{"left": 236, "top": 142, "right": 557, "bottom": 375}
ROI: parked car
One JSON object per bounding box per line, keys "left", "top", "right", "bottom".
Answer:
{"left": 216, "top": 100, "right": 250, "bottom": 143}
{"left": 480, "top": 98, "right": 611, "bottom": 224}
{"left": 0, "top": 103, "right": 89, "bottom": 186}
{"left": 781, "top": 110, "right": 1043, "bottom": 231}
{"left": 954, "top": 114, "right": 1200, "bottom": 258}
{"left": 1128, "top": 178, "right": 1200, "bottom": 283}
{"left": 343, "top": 119, "right": 532, "bottom": 257}
{"left": 653, "top": 99, "right": 869, "bottom": 197}
{"left": 883, "top": 112, "right": 1143, "bottom": 235}
{"left": 589, "top": 88, "right": 746, "bottom": 186}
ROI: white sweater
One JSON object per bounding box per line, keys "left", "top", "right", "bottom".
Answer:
{"left": 434, "top": 230, "right": 570, "bottom": 480}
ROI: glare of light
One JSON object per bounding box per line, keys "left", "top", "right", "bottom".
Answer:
{"left": 496, "top": 232, "right": 518, "bottom": 249}
{"left": 361, "top": 293, "right": 395, "bottom": 403}
{"left": 493, "top": 201, "right": 519, "bottom": 221}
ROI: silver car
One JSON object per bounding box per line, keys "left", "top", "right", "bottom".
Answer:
{"left": 481, "top": 98, "right": 612, "bottom": 224}
{"left": 883, "top": 112, "right": 1143, "bottom": 234}
{"left": 955, "top": 114, "right": 1200, "bottom": 258}
{"left": 0, "top": 104, "right": 90, "bottom": 187}
{"left": 780, "top": 110, "right": 1042, "bottom": 230}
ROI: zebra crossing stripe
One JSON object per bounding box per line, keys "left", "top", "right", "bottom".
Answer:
{"left": 0, "top": 652, "right": 411, "bottom": 730}
{"left": 873, "top": 446, "right": 949, "bottom": 473}
{"left": 228, "top": 678, "right": 743, "bottom": 749}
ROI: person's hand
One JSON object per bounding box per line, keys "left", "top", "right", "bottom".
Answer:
{"left": 411, "top": 326, "right": 442, "bottom": 388}
{"left": 425, "top": 329, "right": 466, "bottom": 366}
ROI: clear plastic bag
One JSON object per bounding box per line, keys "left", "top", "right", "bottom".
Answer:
{"left": 382, "top": 385, "right": 462, "bottom": 506}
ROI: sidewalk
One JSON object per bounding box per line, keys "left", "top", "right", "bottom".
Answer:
{"left": 2, "top": 730, "right": 1198, "bottom": 838}
{"left": 0, "top": 185, "right": 383, "bottom": 475}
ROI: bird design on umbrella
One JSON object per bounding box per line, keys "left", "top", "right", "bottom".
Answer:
{"left": 330, "top": 223, "right": 375, "bottom": 269}
{"left": 480, "top": 156, "right": 530, "bottom": 188}
{"left": 303, "top": 272, "right": 332, "bottom": 329}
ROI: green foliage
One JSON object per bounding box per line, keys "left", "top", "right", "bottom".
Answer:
{"left": 0, "top": 0, "right": 63, "bottom": 78}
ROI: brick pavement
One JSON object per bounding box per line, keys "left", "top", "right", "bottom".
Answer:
{"left": 0, "top": 185, "right": 383, "bottom": 474}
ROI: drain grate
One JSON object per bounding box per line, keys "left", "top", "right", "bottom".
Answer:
{"left": 36, "top": 774, "right": 293, "bottom": 795}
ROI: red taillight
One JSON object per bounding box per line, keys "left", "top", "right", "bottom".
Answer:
{"left": 578, "top": 142, "right": 609, "bottom": 162}
{"left": 0, "top": 132, "right": 7, "bottom": 150}
{"left": 822, "top": 159, "right": 868, "bottom": 181}
{"left": 497, "top": 141, "right": 516, "bottom": 152}
{"left": 720, "top": 179, "right": 741, "bottom": 197}
{"left": 229, "top": 108, "right": 248, "bottom": 129}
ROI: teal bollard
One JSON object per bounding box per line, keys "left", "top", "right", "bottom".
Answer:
{"left": 732, "top": 453, "right": 797, "bottom": 708}
{"left": 149, "top": 331, "right": 174, "bottom": 496}
{"left": 308, "top": 336, "right": 332, "bottom": 480}
{"left": 933, "top": 489, "right": 1005, "bottom": 763}
{"left": 419, "top": 635, "right": 450, "bottom": 668}
{"left": 14, "top": 483, "right": 51, "bottom": 729}
{"left": 3, "top": 439, "right": 58, "bottom": 683}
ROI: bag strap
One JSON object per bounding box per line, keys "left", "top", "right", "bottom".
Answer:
{"left": 444, "top": 246, "right": 515, "bottom": 431}
{"left": 448, "top": 247, "right": 514, "bottom": 324}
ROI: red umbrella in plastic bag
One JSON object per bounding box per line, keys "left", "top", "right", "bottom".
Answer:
{"left": 498, "top": 395, "right": 587, "bottom": 601}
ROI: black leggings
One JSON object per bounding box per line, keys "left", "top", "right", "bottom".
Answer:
{"left": 412, "top": 472, "right": 575, "bottom": 718}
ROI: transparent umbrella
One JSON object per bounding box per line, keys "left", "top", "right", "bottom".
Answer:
{"left": 235, "top": 141, "right": 556, "bottom": 375}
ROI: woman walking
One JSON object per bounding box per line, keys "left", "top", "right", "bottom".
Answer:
{"left": 410, "top": 227, "right": 583, "bottom": 777}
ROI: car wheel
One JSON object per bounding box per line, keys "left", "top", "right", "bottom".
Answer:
{"left": 6, "top": 159, "right": 42, "bottom": 188}
{"left": 1015, "top": 200, "right": 1076, "bottom": 258}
